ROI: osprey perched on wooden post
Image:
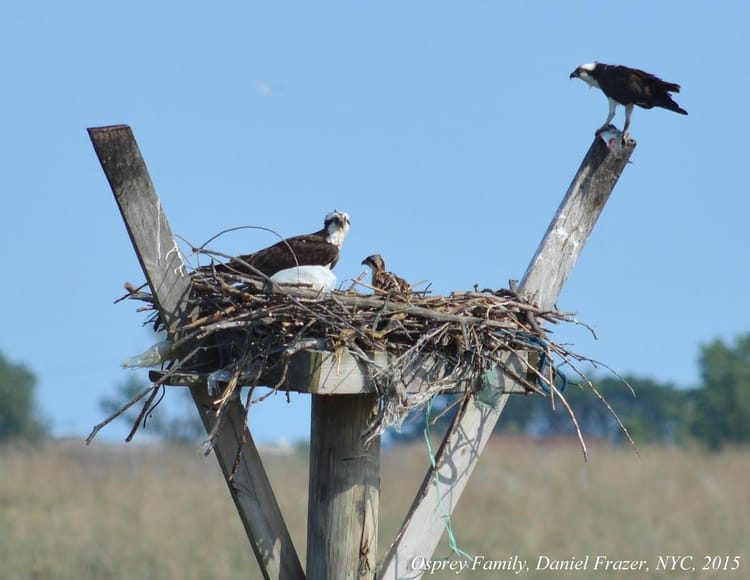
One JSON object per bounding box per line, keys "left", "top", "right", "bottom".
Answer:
{"left": 361, "top": 254, "right": 410, "bottom": 295}
{"left": 200, "top": 210, "right": 350, "bottom": 278}
{"left": 570, "top": 62, "right": 687, "bottom": 140}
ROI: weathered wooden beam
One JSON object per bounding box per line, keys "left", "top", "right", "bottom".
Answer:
{"left": 88, "top": 125, "right": 304, "bottom": 580}
{"left": 307, "top": 394, "right": 380, "bottom": 580}
{"left": 149, "top": 350, "right": 529, "bottom": 395}
{"left": 380, "top": 136, "right": 636, "bottom": 578}
{"left": 88, "top": 126, "right": 194, "bottom": 340}
{"left": 520, "top": 138, "right": 636, "bottom": 306}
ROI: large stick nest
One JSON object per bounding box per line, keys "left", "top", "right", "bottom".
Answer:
{"left": 111, "top": 253, "right": 620, "bottom": 450}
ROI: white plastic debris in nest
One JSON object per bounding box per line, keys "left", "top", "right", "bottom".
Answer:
{"left": 270, "top": 265, "right": 337, "bottom": 291}
{"left": 121, "top": 339, "right": 174, "bottom": 368}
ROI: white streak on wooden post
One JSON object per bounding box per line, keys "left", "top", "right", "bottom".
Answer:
{"left": 307, "top": 394, "right": 380, "bottom": 580}
{"left": 88, "top": 125, "right": 304, "bottom": 580}
{"left": 520, "top": 138, "right": 636, "bottom": 308}
{"left": 379, "top": 136, "right": 636, "bottom": 579}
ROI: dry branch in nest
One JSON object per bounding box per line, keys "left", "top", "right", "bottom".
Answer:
{"left": 94, "top": 249, "right": 635, "bottom": 458}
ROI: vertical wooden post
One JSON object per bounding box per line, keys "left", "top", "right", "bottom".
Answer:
{"left": 88, "top": 125, "right": 304, "bottom": 580}
{"left": 307, "top": 394, "right": 380, "bottom": 580}
{"left": 380, "top": 136, "right": 636, "bottom": 579}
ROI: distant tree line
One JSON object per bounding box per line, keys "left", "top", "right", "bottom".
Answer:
{"left": 0, "top": 352, "right": 48, "bottom": 444}
{"left": 2, "top": 332, "right": 750, "bottom": 449}
{"left": 390, "top": 332, "right": 750, "bottom": 450}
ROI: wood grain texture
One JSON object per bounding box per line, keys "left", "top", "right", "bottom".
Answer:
{"left": 88, "top": 125, "right": 304, "bottom": 580}
{"left": 150, "top": 351, "right": 530, "bottom": 395}
{"left": 307, "top": 394, "right": 381, "bottom": 580}
{"left": 88, "top": 125, "right": 194, "bottom": 339}
{"left": 520, "top": 137, "right": 637, "bottom": 308}
{"left": 379, "top": 136, "right": 636, "bottom": 579}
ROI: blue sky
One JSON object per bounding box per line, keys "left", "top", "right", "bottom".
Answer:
{"left": 2, "top": 2, "right": 748, "bottom": 443}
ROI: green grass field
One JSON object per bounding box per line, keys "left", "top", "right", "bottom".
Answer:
{"left": 1, "top": 438, "right": 747, "bottom": 579}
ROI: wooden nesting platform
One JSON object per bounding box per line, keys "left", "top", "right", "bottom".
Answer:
{"left": 88, "top": 123, "right": 635, "bottom": 580}
{"left": 151, "top": 350, "right": 525, "bottom": 395}
{"left": 138, "top": 279, "right": 569, "bottom": 401}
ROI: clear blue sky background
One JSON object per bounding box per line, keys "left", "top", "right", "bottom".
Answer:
{"left": 2, "top": 2, "right": 747, "bottom": 443}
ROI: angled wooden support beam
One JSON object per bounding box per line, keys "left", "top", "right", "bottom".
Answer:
{"left": 520, "top": 138, "right": 636, "bottom": 306}
{"left": 88, "top": 125, "right": 305, "bottom": 580}
{"left": 88, "top": 126, "right": 195, "bottom": 339}
{"left": 380, "top": 136, "right": 636, "bottom": 578}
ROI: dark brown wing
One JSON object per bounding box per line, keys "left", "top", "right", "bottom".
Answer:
{"left": 201, "top": 232, "right": 339, "bottom": 277}
{"left": 599, "top": 65, "right": 687, "bottom": 113}
{"left": 375, "top": 271, "right": 411, "bottom": 294}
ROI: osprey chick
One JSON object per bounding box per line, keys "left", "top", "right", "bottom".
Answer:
{"left": 361, "top": 254, "right": 410, "bottom": 295}
{"left": 570, "top": 62, "right": 687, "bottom": 140}
{"left": 200, "top": 210, "right": 350, "bottom": 278}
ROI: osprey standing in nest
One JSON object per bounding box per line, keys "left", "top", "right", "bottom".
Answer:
{"left": 570, "top": 62, "right": 687, "bottom": 140}
{"left": 361, "top": 254, "right": 410, "bottom": 295}
{"left": 199, "top": 210, "right": 350, "bottom": 278}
